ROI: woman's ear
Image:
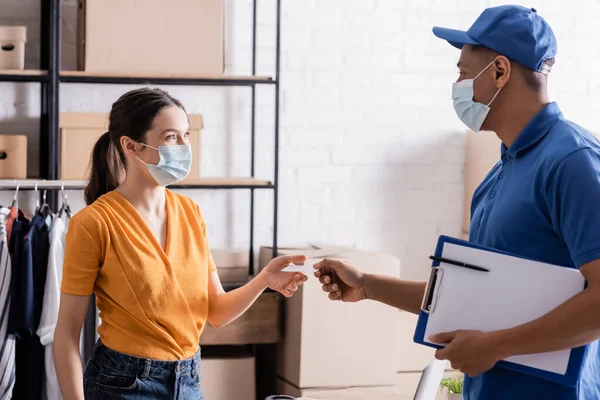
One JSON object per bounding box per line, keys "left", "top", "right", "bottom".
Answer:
{"left": 494, "top": 56, "right": 511, "bottom": 89}
{"left": 120, "top": 136, "right": 140, "bottom": 157}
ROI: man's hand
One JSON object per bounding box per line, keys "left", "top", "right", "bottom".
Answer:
{"left": 431, "top": 330, "right": 504, "bottom": 377}
{"left": 313, "top": 258, "right": 366, "bottom": 302}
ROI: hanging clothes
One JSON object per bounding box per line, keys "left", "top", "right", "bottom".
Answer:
{"left": 37, "top": 215, "right": 68, "bottom": 400}
{"left": 9, "top": 214, "right": 49, "bottom": 400}
{"left": 2, "top": 207, "right": 17, "bottom": 243}
{"left": 0, "top": 209, "right": 16, "bottom": 400}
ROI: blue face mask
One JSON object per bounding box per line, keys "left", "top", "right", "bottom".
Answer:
{"left": 452, "top": 60, "right": 502, "bottom": 133}
{"left": 136, "top": 144, "right": 192, "bottom": 186}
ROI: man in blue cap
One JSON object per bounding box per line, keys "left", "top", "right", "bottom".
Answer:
{"left": 314, "top": 5, "right": 600, "bottom": 399}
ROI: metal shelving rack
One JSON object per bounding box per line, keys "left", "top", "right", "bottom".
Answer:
{"left": 0, "top": 0, "right": 282, "bottom": 398}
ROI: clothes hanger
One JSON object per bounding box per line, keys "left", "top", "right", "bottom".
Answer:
{"left": 11, "top": 181, "right": 19, "bottom": 210}
{"left": 39, "top": 189, "right": 52, "bottom": 214}
{"left": 58, "top": 182, "right": 72, "bottom": 219}
{"left": 34, "top": 182, "right": 40, "bottom": 214}
{"left": 38, "top": 189, "right": 54, "bottom": 226}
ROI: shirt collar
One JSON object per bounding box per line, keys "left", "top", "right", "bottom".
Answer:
{"left": 500, "top": 102, "right": 563, "bottom": 158}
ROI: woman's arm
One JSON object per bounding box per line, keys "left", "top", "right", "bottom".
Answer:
{"left": 207, "top": 254, "right": 307, "bottom": 328}
{"left": 54, "top": 293, "right": 91, "bottom": 400}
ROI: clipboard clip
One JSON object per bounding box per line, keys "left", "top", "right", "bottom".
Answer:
{"left": 421, "top": 267, "right": 443, "bottom": 314}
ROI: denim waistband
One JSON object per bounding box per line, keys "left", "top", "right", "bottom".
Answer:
{"left": 91, "top": 340, "right": 201, "bottom": 379}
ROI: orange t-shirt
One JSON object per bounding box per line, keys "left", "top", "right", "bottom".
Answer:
{"left": 60, "top": 189, "right": 216, "bottom": 360}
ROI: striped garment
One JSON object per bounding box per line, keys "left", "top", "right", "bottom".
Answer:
{"left": 0, "top": 217, "right": 15, "bottom": 399}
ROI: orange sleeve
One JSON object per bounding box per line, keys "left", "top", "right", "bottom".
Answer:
{"left": 60, "top": 215, "right": 104, "bottom": 295}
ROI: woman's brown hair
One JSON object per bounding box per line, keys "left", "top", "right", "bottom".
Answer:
{"left": 83, "top": 87, "right": 184, "bottom": 205}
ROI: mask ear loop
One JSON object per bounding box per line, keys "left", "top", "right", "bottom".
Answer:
{"left": 135, "top": 143, "right": 161, "bottom": 166}
{"left": 473, "top": 59, "right": 496, "bottom": 80}
{"left": 474, "top": 59, "right": 503, "bottom": 107}
{"left": 487, "top": 87, "right": 502, "bottom": 107}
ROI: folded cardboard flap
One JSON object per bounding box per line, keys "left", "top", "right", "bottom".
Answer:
{"left": 0, "top": 26, "right": 27, "bottom": 43}
{"left": 211, "top": 248, "right": 248, "bottom": 268}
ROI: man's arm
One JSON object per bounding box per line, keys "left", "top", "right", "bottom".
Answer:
{"left": 314, "top": 258, "right": 426, "bottom": 314}
{"left": 363, "top": 273, "right": 427, "bottom": 315}
{"left": 492, "top": 259, "right": 600, "bottom": 358}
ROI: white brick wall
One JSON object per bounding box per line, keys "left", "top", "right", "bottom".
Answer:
{"left": 1, "top": 1, "right": 599, "bottom": 282}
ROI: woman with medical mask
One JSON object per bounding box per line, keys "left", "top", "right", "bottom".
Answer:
{"left": 54, "top": 87, "right": 307, "bottom": 399}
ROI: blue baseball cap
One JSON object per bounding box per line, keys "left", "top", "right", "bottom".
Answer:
{"left": 432, "top": 5, "right": 557, "bottom": 73}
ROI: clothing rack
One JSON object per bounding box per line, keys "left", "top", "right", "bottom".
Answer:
{"left": 0, "top": 180, "right": 95, "bottom": 368}
{"left": 0, "top": 180, "right": 86, "bottom": 190}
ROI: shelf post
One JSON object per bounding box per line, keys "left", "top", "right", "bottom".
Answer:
{"left": 273, "top": 0, "right": 281, "bottom": 259}
{"left": 249, "top": 0, "right": 258, "bottom": 277}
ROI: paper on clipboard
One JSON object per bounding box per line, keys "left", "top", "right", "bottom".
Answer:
{"left": 423, "top": 242, "right": 586, "bottom": 375}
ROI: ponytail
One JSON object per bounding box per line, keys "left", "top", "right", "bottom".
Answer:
{"left": 84, "top": 131, "right": 122, "bottom": 205}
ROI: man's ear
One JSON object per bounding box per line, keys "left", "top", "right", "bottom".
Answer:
{"left": 494, "top": 56, "right": 511, "bottom": 89}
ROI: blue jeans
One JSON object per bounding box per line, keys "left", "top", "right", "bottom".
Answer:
{"left": 83, "top": 341, "right": 204, "bottom": 399}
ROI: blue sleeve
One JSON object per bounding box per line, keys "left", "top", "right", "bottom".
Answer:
{"left": 547, "top": 148, "right": 600, "bottom": 267}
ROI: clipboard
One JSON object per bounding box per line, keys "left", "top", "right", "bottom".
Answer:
{"left": 413, "top": 235, "right": 587, "bottom": 387}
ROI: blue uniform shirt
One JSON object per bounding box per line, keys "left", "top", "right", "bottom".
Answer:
{"left": 467, "top": 102, "right": 600, "bottom": 400}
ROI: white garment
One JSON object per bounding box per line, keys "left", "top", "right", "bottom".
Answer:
{"left": 37, "top": 217, "right": 67, "bottom": 400}
{"left": 0, "top": 212, "right": 16, "bottom": 400}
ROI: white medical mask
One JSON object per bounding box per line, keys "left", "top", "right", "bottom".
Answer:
{"left": 136, "top": 143, "right": 192, "bottom": 186}
{"left": 452, "top": 60, "right": 502, "bottom": 133}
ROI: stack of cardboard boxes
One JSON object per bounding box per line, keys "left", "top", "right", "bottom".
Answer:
{"left": 0, "top": 26, "right": 28, "bottom": 179}
{"left": 257, "top": 244, "right": 403, "bottom": 399}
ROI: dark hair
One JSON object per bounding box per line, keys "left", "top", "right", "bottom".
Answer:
{"left": 470, "top": 45, "right": 552, "bottom": 91}
{"left": 84, "top": 87, "right": 185, "bottom": 205}
{"left": 518, "top": 58, "right": 555, "bottom": 91}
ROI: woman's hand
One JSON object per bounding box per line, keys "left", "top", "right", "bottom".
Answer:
{"left": 258, "top": 254, "right": 308, "bottom": 297}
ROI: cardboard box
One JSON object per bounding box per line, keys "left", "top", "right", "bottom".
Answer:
{"left": 463, "top": 130, "right": 502, "bottom": 234}
{"left": 0, "top": 26, "right": 26, "bottom": 70}
{"left": 212, "top": 249, "right": 249, "bottom": 283}
{"left": 260, "top": 244, "right": 400, "bottom": 389}
{"left": 0, "top": 135, "right": 27, "bottom": 179}
{"left": 396, "top": 310, "right": 440, "bottom": 372}
{"left": 201, "top": 292, "right": 280, "bottom": 345}
{"left": 280, "top": 369, "right": 458, "bottom": 400}
{"left": 77, "top": 0, "right": 224, "bottom": 76}
{"left": 201, "top": 356, "right": 255, "bottom": 400}
{"left": 59, "top": 112, "right": 203, "bottom": 182}
{"left": 278, "top": 378, "right": 412, "bottom": 400}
